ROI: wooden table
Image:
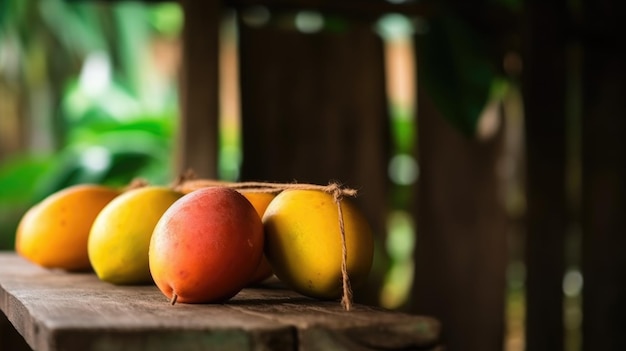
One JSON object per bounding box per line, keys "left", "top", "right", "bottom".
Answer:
{"left": 0, "top": 253, "right": 441, "bottom": 351}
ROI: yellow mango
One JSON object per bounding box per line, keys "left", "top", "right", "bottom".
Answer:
{"left": 88, "top": 186, "right": 183, "bottom": 285}
{"left": 263, "top": 189, "right": 374, "bottom": 299}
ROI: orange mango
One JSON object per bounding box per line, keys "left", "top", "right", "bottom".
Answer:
{"left": 16, "top": 184, "right": 121, "bottom": 271}
{"left": 239, "top": 191, "right": 277, "bottom": 284}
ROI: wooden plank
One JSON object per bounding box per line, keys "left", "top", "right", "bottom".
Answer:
{"left": 237, "top": 16, "right": 390, "bottom": 305}
{"left": 522, "top": 1, "right": 568, "bottom": 350}
{"left": 0, "top": 256, "right": 292, "bottom": 351}
{"left": 0, "top": 253, "right": 441, "bottom": 351}
{"left": 176, "top": 0, "right": 220, "bottom": 178}
{"left": 229, "top": 292, "right": 441, "bottom": 350}
{"left": 411, "top": 89, "right": 507, "bottom": 351}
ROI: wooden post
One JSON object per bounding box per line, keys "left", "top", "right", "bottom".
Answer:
{"left": 411, "top": 90, "right": 507, "bottom": 351}
{"left": 177, "top": 0, "right": 220, "bottom": 178}
{"left": 522, "top": 1, "right": 568, "bottom": 350}
{"left": 581, "top": 0, "right": 626, "bottom": 349}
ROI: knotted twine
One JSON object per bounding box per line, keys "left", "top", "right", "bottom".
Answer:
{"left": 175, "top": 178, "right": 358, "bottom": 311}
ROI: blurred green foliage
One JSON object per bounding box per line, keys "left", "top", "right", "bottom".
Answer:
{"left": 0, "top": 0, "right": 182, "bottom": 249}
{"left": 415, "top": 2, "right": 518, "bottom": 136}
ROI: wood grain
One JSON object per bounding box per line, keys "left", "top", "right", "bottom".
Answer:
{"left": 0, "top": 253, "right": 440, "bottom": 351}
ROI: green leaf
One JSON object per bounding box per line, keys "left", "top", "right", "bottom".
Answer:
{"left": 0, "top": 156, "right": 55, "bottom": 205}
{"left": 390, "top": 104, "right": 416, "bottom": 154}
{"left": 0, "top": 155, "right": 57, "bottom": 250}
{"left": 416, "top": 10, "right": 500, "bottom": 136}
{"left": 148, "top": 2, "right": 183, "bottom": 37}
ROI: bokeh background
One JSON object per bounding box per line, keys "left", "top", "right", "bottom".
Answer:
{"left": 3, "top": 1, "right": 622, "bottom": 351}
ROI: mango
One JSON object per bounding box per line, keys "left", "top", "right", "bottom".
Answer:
{"left": 88, "top": 186, "right": 183, "bottom": 284}
{"left": 149, "top": 187, "right": 264, "bottom": 303}
{"left": 239, "top": 191, "right": 276, "bottom": 285}
{"left": 263, "top": 189, "right": 374, "bottom": 299}
{"left": 15, "top": 184, "right": 121, "bottom": 271}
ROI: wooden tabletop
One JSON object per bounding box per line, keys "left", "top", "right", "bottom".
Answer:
{"left": 0, "top": 252, "right": 441, "bottom": 351}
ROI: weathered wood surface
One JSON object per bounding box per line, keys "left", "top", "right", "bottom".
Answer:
{"left": 0, "top": 253, "right": 441, "bottom": 351}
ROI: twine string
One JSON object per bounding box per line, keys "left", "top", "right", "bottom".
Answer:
{"left": 330, "top": 184, "right": 353, "bottom": 311}
{"left": 123, "top": 178, "right": 149, "bottom": 192}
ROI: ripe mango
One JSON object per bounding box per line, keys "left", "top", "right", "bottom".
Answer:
{"left": 263, "top": 189, "right": 374, "bottom": 299}
{"left": 88, "top": 186, "right": 183, "bottom": 284}
{"left": 239, "top": 191, "right": 276, "bottom": 285}
{"left": 149, "top": 187, "right": 264, "bottom": 303}
{"left": 15, "top": 184, "right": 121, "bottom": 271}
